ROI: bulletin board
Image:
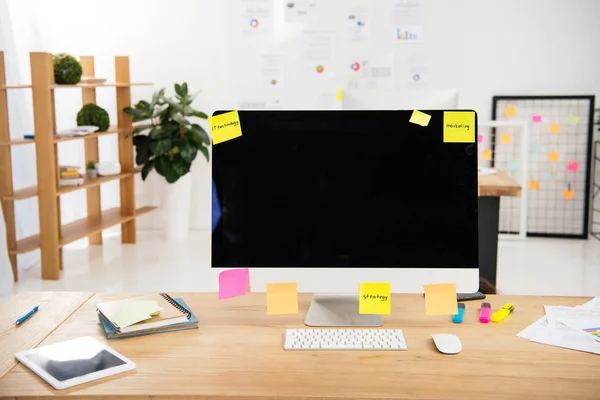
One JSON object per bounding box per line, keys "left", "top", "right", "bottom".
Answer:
{"left": 491, "top": 95, "right": 595, "bottom": 239}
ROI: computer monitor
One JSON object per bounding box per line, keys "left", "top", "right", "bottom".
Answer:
{"left": 342, "top": 88, "right": 459, "bottom": 110}
{"left": 212, "top": 110, "right": 479, "bottom": 326}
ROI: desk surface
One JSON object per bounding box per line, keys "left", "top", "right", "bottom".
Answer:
{"left": 0, "top": 293, "right": 598, "bottom": 400}
{"left": 479, "top": 169, "right": 521, "bottom": 197}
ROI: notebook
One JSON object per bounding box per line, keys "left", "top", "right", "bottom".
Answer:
{"left": 96, "top": 293, "right": 190, "bottom": 334}
{"left": 98, "top": 298, "right": 198, "bottom": 339}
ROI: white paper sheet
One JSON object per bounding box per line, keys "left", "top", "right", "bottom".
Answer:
{"left": 284, "top": 0, "right": 318, "bottom": 25}
{"left": 240, "top": 0, "right": 273, "bottom": 37}
{"left": 391, "top": 0, "right": 424, "bottom": 42}
{"left": 300, "top": 30, "right": 335, "bottom": 79}
{"left": 347, "top": 55, "right": 394, "bottom": 90}
{"left": 580, "top": 297, "right": 600, "bottom": 311}
{"left": 257, "top": 54, "right": 284, "bottom": 88}
{"left": 239, "top": 100, "right": 283, "bottom": 110}
{"left": 406, "top": 55, "right": 430, "bottom": 85}
{"left": 345, "top": 5, "right": 372, "bottom": 41}
{"left": 516, "top": 315, "right": 547, "bottom": 339}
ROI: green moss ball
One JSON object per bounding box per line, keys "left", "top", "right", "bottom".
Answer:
{"left": 77, "top": 104, "right": 110, "bottom": 132}
{"left": 53, "top": 53, "right": 82, "bottom": 85}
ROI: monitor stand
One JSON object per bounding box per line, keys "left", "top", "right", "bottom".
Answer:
{"left": 304, "top": 294, "right": 383, "bottom": 327}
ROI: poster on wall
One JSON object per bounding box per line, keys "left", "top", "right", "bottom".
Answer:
{"left": 391, "top": 0, "right": 424, "bottom": 42}
{"left": 345, "top": 4, "right": 372, "bottom": 41}
{"left": 284, "top": 0, "right": 319, "bottom": 25}
{"left": 258, "top": 53, "right": 284, "bottom": 88}
{"left": 300, "top": 30, "right": 335, "bottom": 79}
{"left": 347, "top": 55, "right": 394, "bottom": 89}
{"left": 239, "top": 0, "right": 273, "bottom": 37}
{"left": 406, "top": 55, "right": 430, "bottom": 85}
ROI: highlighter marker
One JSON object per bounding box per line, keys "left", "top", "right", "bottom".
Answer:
{"left": 452, "top": 303, "right": 465, "bottom": 323}
{"left": 491, "top": 303, "right": 514, "bottom": 323}
{"left": 479, "top": 302, "right": 491, "bottom": 323}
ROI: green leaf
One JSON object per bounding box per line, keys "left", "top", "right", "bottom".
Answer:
{"left": 172, "top": 113, "right": 189, "bottom": 126}
{"left": 179, "top": 139, "right": 197, "bottom": 163}
{"left": 132, "top": 124, "right": 153, "bottom": 135}
{"left": 198, "top": 145, "right": 209, "bottom": 162}
{"left": 189, "top": 124, "right": 211, "bottom": 145}
{"left": 181, "top": 83, "right": 188, "bottom": 96}
{"left": 164, "top": 97, "right": 184, "bottom": 112}
{"left": 141, "top": 159, "right": 154, "bottom": 180}
{"left": 123, "top": 106, "right": 151, "bottom": 123}
{"left": 174, "top": 83, "right": 183, "bottom": 97}
{"left": 172, "top": 154, "right": 191, "bottom": 176}
{"left": 133, "top": 135, "right": 151, "bottom": 165}
{"left": 154, "top": 154, "right": 169, "bottom": 176}
{"left": 150, "top": 137, "right": 172, "bottom": 155}
{"left": 149, "top": 123, "right": 178, "bottom": 140}
{"left": 191, "top": 110, "right": 208, "bottom": 119}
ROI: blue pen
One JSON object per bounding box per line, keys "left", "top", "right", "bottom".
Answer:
{"left": 452, "top": 303, "right": 465, "bottom": 324}
{"left": 15, "top": 306, "right": 39, "bottom": 326}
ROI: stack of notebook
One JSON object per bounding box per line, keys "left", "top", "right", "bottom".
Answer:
{"left": 59, "top": 165, "right": 84, "bottom": 187}
{"left": 96, "top": 293, "right": 198, "bottom": 339}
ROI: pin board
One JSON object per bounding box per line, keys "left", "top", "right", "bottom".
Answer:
{"left": 492, "top": 95, "right": 595, "bottom": 239}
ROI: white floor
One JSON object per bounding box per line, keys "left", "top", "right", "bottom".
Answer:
{"left": 8, "top": 230, "right": 600, "bottom": 297}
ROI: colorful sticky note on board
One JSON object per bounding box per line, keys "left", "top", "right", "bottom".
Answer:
{"left": 550, "top": 123, "right": 561, "bottom": 134}
{"left": 548, "top": 151, "right": 560, "bottom": 162}
{"left": 477, "top": 134, "right": 484, "bottom": 144}
{"left": 266, "top": 282, "right": 298, "bottom": 315}
{"left": 532, "top": 115, "right": 542, "bottom": 123}
{"left": 423, "top": 283, "right": 458, "bottom": 316}
{"left": 336, "top": 88, "right": 343, "bottom": 101}
{"left": 566, "top": 114, "right": 580, "bottom": 126}
{"left": 508, "top": 159, "right": 519, "bottom": 171}
{"left": 505, "top": 105, "right": 516, "bottom": 117}
{"left": 208, "top": 111, "right": 242, "bottom": 145}
{"left": 567, "top": 161, "right": 579, "bottom": 173}
{"left": 531, "top": 143, "right": 542, "bottom": 154}
{"left": 409, "top": 110, "right": 431, "bottom": 127}
{"left": 443, "top": 111, "right": 475, "bottom": 143}
{"left": 219, "top": 268, "right": 249, "bottom": 300}
{"left": 529, "top": 180, "right": 539, "bottom": 191}
{"left": 563, "top": 189, "right": 575, "bottom": 200}
{"left": 359, "top": 282, "right": 391, "bottom": 314}
{"left": 547, "top": 170, "right": 558, "bottom": 182}
{"left": 500, "top": 133, "right": 512, "bottom": 144}
{"left": 481, "top": 149, "right": 492, "bottom": 161}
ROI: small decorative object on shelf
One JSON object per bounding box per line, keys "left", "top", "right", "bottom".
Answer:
{"left": 80, "top": 76, "right": 107, "bottom": 84}
{"left": 96, "top": 162, "right": 121, "bottom": 176}
{"left": 77, "top": 104, "right": 110, "bottom": 132}
{"left": 86, "top": 160, "right": 98, "bottom": 179}
{"left": 60, "top": 165, "right": 84, "bottom": 187}
{"left": 53, "top": 53, "right": 82, "bottom": 84}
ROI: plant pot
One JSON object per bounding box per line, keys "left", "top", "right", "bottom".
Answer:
{"left": 160, "top": 173, "right": 192, "bottom": 241}
{"left": 86, "top": 169, "right": 97, "bottom": 179}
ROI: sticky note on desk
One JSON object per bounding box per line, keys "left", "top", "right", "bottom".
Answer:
{"left": 443, "top": 111, "right": 475, "bottom": 143}
{"left": 266, "top": 282, "right": 298, "bottom": 314}
{"left": 409, "top": 110, "right": 431, "bottom": 127}
{"left": 111, "top": 300, "right": 162, "bottom": 328}
{"left": 219, "top": 268, "right": 249, "bottom": 300}
{"left": 423, "top": 283, "right": 458, "bottom": 316}
{"left": 208, "top": 111, "right": 242, "bottom": 145}
{"left": 359, "top": 282, "right": 391, "bottom": 314}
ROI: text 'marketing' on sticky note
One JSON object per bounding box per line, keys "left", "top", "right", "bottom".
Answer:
{"left": 423, "top": 283, "right": 458, "bottom": 316}
{"left": 219, "top": 268, "right": 249, "bottom": 300}
{"left": 208, "top": 110, "right": 242, "bottom": 145}
{"left": 505, "top": 105, "right": 516, "bottom": 118}
{"left": 481, "top": 149, "right": 492, "bottom": 161}
{"left": 266, "top": 282, "right": 298, "bottom": 315}
{"left": 359, "top": 282, "right": 391, "bottom": 315}
{"left": 550, "top": 123, "right": 561, "bottom": 134}
{"left": 443, "top": 111, "right": 475, "bottom": 143}
{"left": 409, "top": 110, "right": 431, "bottom": 127}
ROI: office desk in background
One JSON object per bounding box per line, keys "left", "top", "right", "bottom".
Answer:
{"left": 479, "top": 169, "right": 521, "bottom": 286}
{"left": 0, "top": 292, "right": 598, "bottom": 400}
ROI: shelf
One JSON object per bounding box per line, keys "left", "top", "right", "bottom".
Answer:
{"left": 0, "top": 84, "right": 32, "bottom": 89}
{"left": 57, "top": 172, "right": 134, "bottom": 196}
{"left": 0, "top": 137, "right": 34, "bottom": 146}
{"left": 3, "top": 186, "right": 38, "bottom": 201}
{"left": 54, "top": 126, "right": 126, "bottom": 143}
{"left": 8, "top": 206, "right": 157, "bottom": 255}
{"left": 49, "top": 82, "right": 152, "bottom": 89}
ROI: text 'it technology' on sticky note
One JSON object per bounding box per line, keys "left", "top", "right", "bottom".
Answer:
{"left": 359, "top": 282, "right": 391, "bottom": 315}
{"left": 409, "top": 110, "right": 431, "bottom": 127}
{"left": 266, "top": 282, "right": 298, "bottom": 315}
{"left": 443, "top": 111, "right": 475, "bottom": 143}
{"left": 208, "top": 110, "right": 242, "bottom": 145}
{"left": 218, "top": 268, "right": 249, "bottom": 300}
{"left": 423, "top": 283, "right": 458, "bottom": 316}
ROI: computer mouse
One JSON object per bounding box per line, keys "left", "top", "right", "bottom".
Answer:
{"left": 431, "top": 334, "right": 462, "bottom": 354}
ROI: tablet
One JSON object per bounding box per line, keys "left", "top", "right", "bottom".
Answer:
{"left": 15, "top": 336, "right": 135, "bottom": 390}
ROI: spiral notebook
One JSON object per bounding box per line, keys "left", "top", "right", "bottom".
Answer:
{"left": 96, "top": 293, "right": 191, "bottom": 334}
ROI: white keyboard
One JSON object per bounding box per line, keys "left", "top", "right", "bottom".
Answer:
{"left": 284, "top": 329, "right": 408, "bottom": 350}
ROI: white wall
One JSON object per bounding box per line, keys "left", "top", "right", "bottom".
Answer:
{"left": 3, "top": 0, "right": 600, "bottom": 241}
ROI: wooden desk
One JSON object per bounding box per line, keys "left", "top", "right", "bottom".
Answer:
{"left": 1, "top": 293, "right": 599, "bottom": 400}
{"left": 0, "top": 291, "right": 93, "bottom": 380}
{"left": 478, "top": 170, "right": 521, "bottom": 286}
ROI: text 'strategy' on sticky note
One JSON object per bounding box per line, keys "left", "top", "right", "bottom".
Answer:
{"left": 218, "top": 268, "right": 249, "bottom": 300}
{"left": 423, "top": 283, "right": 458, "bottom": 316}
{"left": 481, "top": 149, "right": 492, "bottom": 161}
{"left": 443, "top": 111, "right": 475, "bottom": 143}
{"left": 409, "top": 110, "right": 431, "bottom": 127}
{"left": 208, "top": 111, "right": 242, "bottom": 145}
{"left": 359, "top": 282, "right": 391, "bottom": 315}
{"left": 266, "top": 282, "right": 298, "bottom": 315}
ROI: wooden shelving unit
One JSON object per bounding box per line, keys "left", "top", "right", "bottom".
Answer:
{"left": 0, "top": 52, "right": 157, "bottom": 280}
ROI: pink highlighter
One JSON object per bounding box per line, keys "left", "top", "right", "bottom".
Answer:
{"left": 479, "top": 302, "right": 491, "bottom": 323}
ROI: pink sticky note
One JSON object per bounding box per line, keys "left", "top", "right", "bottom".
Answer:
{"left": 567, "top": 161, "right": 579, "bottom": 173}
{"left": 477, "top": 134, "right": 484, "bottom": 143}
{"left": 219, "top": 268, "right": 249, "bottom": 300}
{"left": 532, "top": 115, "right": 542, "bottom": 123}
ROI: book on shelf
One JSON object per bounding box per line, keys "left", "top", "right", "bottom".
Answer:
{"left": 59, "top": 176, "right": 84, "bottom": 187}
{"left": 60, "top": 171, "right": 80, "bottom": 178}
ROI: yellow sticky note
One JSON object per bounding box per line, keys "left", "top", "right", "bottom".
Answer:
{"left": 336, "top": 88, "right": 343, "bottom": 101}
{"left": 266, "top": 282, "right": 298, "bottom": 315}
{"left": 481, "top": 149, "right": 492, "bottom": 161}
{"left": 505, "top": 105, "right": 516, "bottom": 117}
{"left": 443, "top": 111, "right": 475, "bottom": 143}
{"left": 423, "top": 283, "right": 458, "bottom": 316}
{"left": 111, "top": 300, "right": 161, "bottom": 328}
{"left": 409, "top": 110, "right": 431, "bottom": 127}
{"left": 550, "top": 123, "right": 560, "bottom": 134}
{"left": 529, "top": 180, "right": 539, "bottom": 191}
{"left": 208, "top": 111, "right": 242, "bottom": 145}
{"left": 548, "top": 151, "right": 560, "bottom": 162}
{"left": 359, "top": 282, "right": 391, "bottom": 314}
{"left": 500, "top": 133, "right": 512, "bottom": 144}
{"left": 563, "top": 189, "right": 575, "bottom": 200}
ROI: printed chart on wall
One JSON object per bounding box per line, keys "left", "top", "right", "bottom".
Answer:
{"left": 492, "top": 96, "right": 595, "bottom": 238}
{"left": 391, "top": 0, "right": 424, "bottom": 42}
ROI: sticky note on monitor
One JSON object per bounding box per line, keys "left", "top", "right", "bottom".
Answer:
{"left": 529, "top": 180, "right": 539, "bottom": 191}
{"left": 443, "top": 111, "right": 475, "bottom": 143}
{"left": 359, "top": 282, "right": 391, "bottom": 314}
{"left": 550, "top": 123, "right": 561, "bottom": 134}
{"left": 219, "top": 268, "right": 249, "bottom": 300}
{"left": 481, "top": 149, "right": 492, "bottom": 161}
{"left": 409, "top": 110, "right": 431, "bottom": 127}
{"left": 266, "top": 282, "right": 298, "bottom": 315}
{"left": 423, "top": 283, "right": 458, "bottom": 316}
{"left": 548, "top": 151, "right": 560, "bottom": 162}
{"left": 500, "top": 133, "right": 512, "bottom": 144}
{"left": 208, "top": 111, "right": 242, "bottom": 145}
{"left": 505, "top": 105, "right": 516, "bottom": 117}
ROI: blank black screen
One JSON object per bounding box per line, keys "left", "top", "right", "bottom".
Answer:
{"left": 212, "top": 110, "right": 478, "bottom": 269}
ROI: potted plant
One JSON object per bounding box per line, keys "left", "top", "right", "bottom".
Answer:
{"left": 86, "top": 161, "right": 97, "bottom": 179}
{"left": 123, "top": 83, "right": 210, "bottom": 240}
